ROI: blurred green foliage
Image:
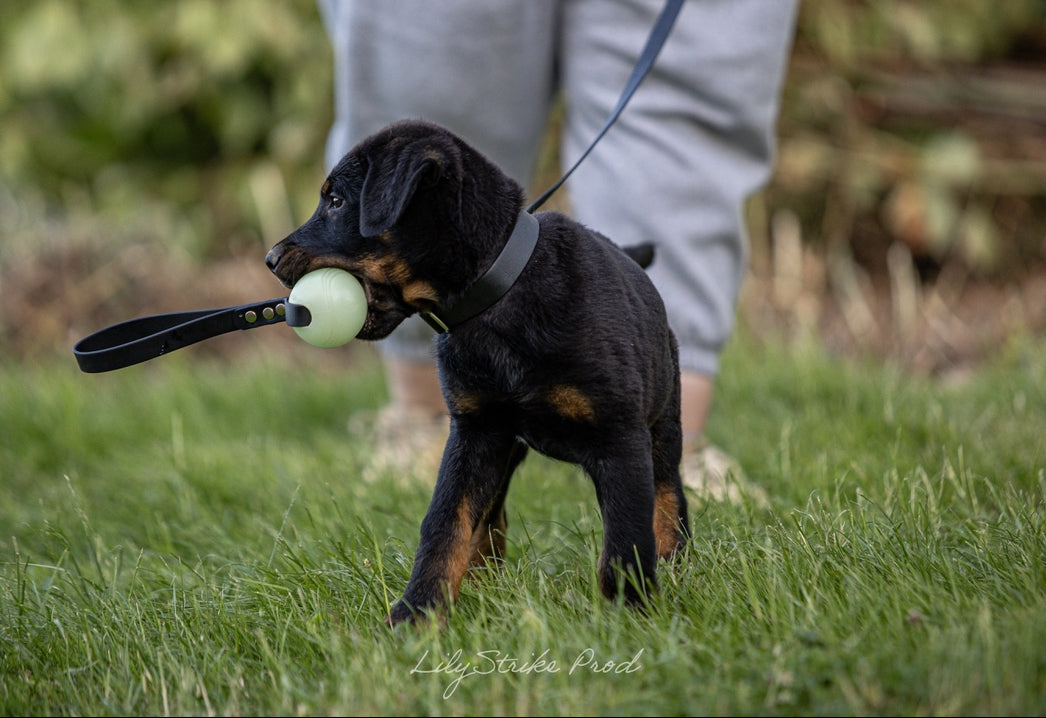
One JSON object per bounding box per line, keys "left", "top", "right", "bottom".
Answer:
{"left": 0, "top": 0, "right": 332, "bottom": 257}
{"left": 801, "top": 0, "right": 1043, "bottom": 67}
{"left": 0, "top": 0, "right": 1044, "bottom": 274}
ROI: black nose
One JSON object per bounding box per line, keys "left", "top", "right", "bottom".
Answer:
{"left": 265, "top": 246, "right": 284, "bottom": 274}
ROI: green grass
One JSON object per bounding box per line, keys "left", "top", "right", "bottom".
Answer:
{"left": 1, "top": 331, "right": 1044, "bottom": 716}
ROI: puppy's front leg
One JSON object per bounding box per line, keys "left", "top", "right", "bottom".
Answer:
{"left": 387, "top": 422, "right": 517, "bottom": 626}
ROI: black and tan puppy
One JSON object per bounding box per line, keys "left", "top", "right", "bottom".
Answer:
{"left": 266, "top": 119, "right": 688, "bottom": 625}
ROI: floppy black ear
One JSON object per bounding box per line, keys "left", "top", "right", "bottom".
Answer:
{"left": 359, "top": 139, "right": 444, "bottom": 236}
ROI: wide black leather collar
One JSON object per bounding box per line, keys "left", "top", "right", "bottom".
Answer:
{"left": 420, "top": 210, "right": 539, "bottom": 333}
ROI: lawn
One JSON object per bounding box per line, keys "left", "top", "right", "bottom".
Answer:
{"left": 1, "top": 329, "right": 1044, "bottom": 716}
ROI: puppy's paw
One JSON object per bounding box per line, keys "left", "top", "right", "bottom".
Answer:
{"left": 385, "top": 599, "right": 446, "bottom": 629}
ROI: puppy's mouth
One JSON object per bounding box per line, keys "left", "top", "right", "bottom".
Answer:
{"left": 286, "top": 261, "right": 415, "bottom": 341}
{"left": 268, "top": 243, "right": 441, "bottom": 340}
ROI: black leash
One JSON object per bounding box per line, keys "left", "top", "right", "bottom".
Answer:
{"left": 527, "top": 0, "right": 683, "bottom": 213}
{"left": 72, "top": 0, "right": 683, "bottom": 370}
{"left": 423, "top": 0, "right": 683, "bottom": 332}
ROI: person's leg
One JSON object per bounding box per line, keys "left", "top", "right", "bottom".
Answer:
{"left": 319, "top": 0, "right": 560, "bottom": 469}
{"left": 319, "top": 0, "right": 559, "bottom": 179}
{"left": 680, "top": 371, "right": 715, "bottom": 440}
{"left": 561, "top": 0, "right": 798, "bottom": 499}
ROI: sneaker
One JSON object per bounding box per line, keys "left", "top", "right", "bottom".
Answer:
{"left": 681, "top": 438, "right": 768, "bottom": 507}
{"left": 348, "top": 405, "right": 449, "bottom": 483}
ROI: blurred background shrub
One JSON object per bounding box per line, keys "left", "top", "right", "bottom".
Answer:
{"left": 2, "top": 0, "right": 1044, "bottom": 270}
{"left": 0, "top": 0, "right": 331, "bottom": 258}
{"left": 0, "top": 0, "right": 1044, "bottom": 368}
{"left": 772, "top": 0, "right": 1046, "bottom": 279}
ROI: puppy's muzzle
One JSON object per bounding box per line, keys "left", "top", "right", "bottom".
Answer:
{"left": 265, "top": 246, "right": 285, "bottom": 274}
{"left": 265, "top": 243, "right": 301, "bottom": 288}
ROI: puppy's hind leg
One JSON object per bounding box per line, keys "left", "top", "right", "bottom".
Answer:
{"left": 650, "top": 409, "right": 689, "bottom": 560}
{"left": 585, "top": 436, "right": 659, "bottom": 605}
{"left": 468, "top": 439, "right": 528, "bottom": 569}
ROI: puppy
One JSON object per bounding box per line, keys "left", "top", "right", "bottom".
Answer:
{"left": 266, "top": 119, "right": 688, "bottom": 625}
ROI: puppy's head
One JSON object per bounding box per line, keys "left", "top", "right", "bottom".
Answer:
{"left": 266, "top": 119, "right": 524, "bottom": 340}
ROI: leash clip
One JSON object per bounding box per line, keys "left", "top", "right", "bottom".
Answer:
{"left": 420, "top": 312, "right": 450, "bottom": 334}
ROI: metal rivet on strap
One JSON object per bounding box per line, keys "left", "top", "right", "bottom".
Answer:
{"left": 245, "top": 310, "right": 257, "bottom": 323}
{"left": 276, "top": 303, "right": 285, "bottom": 316}
{"left": 262, "top": 307, "right": 275, "bottom": 320}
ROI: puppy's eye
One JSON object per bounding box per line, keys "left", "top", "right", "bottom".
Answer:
{"left": 328, "top": 195, "right": 344, "bottom": 210}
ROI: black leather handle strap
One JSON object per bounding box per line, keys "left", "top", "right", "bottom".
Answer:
{"left": 73, "top": 297, "right": 289, "bottom": 373}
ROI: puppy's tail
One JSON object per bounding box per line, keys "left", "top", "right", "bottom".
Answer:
{"left": 623, "top": 242, "right": 655, "bottom": 269}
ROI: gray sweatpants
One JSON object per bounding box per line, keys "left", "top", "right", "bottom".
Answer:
{"left": 319, "top": 0, "right": 798, "bottom": 376}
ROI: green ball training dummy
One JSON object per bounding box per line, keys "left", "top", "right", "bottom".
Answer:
{"left": 287, "top": 268, "right": 367, "bottom": 347}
